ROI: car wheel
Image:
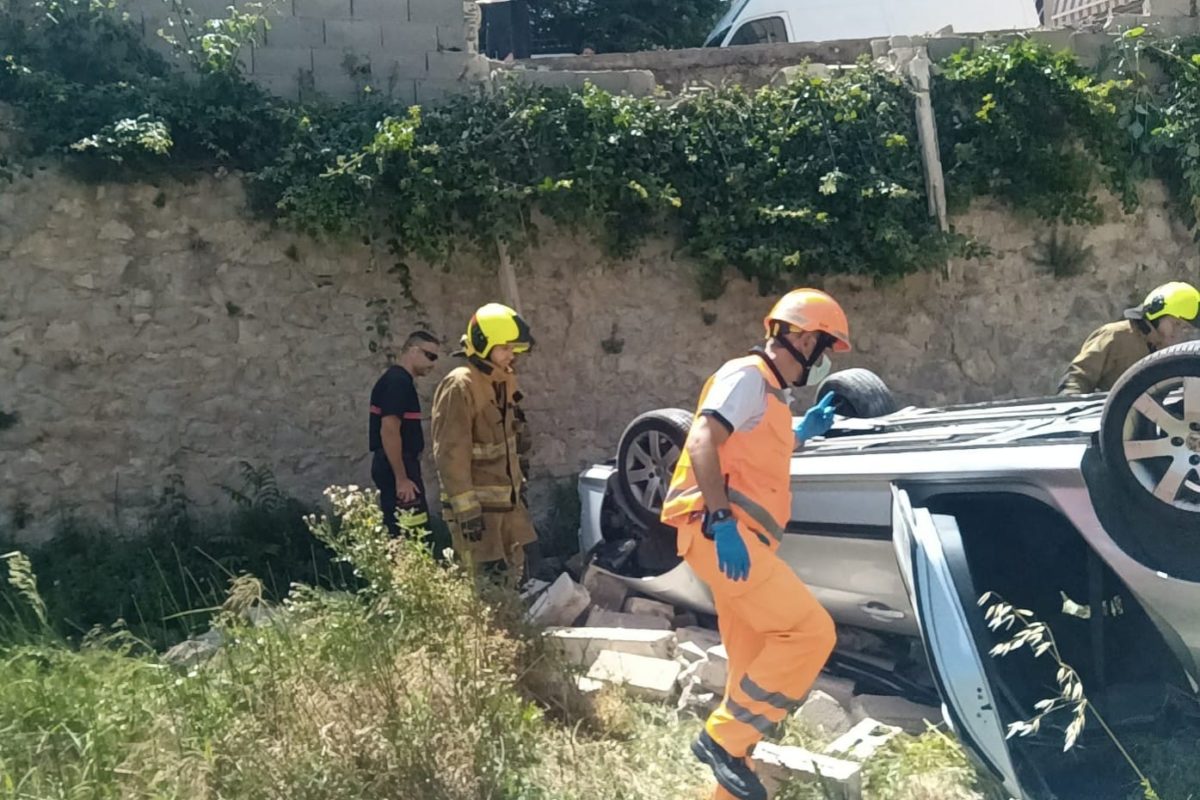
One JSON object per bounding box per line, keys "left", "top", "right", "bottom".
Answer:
{"left": 817, "top": 368, "right": 899, "bottom": 418}
{"left": 1100, "top": 341, "right": 1200, "bottom": 526}
{"left": 615, "top": 408, "right": 693, "bottom": 527}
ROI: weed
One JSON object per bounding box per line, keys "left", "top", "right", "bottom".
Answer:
{"left": 225, "top": 300, "right": 242, "bottom": 317}
{"left": 0, "top": 409, "right": 18, "bottom": 431}
{"left": 600, "top": 323, "right": 625, "bottom": 355}
{"left": 284, "top": 243, "right": 300, "bottom": 261}
{"left": 1030, "top": 227, "right": 1094, "bottom": 278}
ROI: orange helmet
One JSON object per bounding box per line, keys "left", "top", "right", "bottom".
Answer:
{"left": 764, "top": 289, "right": 852, "bottom": 352}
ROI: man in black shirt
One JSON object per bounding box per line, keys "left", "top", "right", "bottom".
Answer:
{"left": 369, "top": 331, "right": 441, "bottom": 537}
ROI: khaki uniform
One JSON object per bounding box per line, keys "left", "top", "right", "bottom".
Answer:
{"left": 431, "top": 358, "right": 537, "bottom": 571}
{"left": 1058, "top": 321, "right": 1152, "bottom": 395}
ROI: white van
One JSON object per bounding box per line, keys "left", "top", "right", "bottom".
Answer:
{"left": 703, "top": 0, "right": 1043, "bottom": 47}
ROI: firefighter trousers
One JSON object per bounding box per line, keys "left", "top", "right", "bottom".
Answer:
{"left": 678, "top": 519, "right": 836, "bottom": 797}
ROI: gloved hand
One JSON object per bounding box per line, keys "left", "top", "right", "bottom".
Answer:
{"left": 710, "top": 515, "right": 750, "bottom": 582}
{"left": 461, "top": 515, "right": 485, "bottom": 543}
{"left": 794, "top": 392, "right": 837, "bottom": 444}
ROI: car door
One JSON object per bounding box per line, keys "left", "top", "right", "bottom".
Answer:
{"left": 891, "top": 486, "right": 1028, "bottom": 799}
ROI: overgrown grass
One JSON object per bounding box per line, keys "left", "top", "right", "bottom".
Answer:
{"left": 0, "top": 484, "right": 996, "bottom": 800}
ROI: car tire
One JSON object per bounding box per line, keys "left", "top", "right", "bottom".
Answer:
{"left": 615, "top": 408, "right": 693, "bottom": 527}
{"left": 817, "top": 368, "right": 899, "bottom": 418}
{"left": 1100, "top": 341, "right": 1200, "bottom": 527}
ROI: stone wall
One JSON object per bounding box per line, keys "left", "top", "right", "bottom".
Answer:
{"left": 1, "top": 170, "right": 1197, "bottom": 538}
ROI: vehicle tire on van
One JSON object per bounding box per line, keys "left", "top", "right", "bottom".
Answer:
{"left": 614, "top": 408, "right": 693, "bottom": 527}
{"left": 1100, "top": 341, "right": 1200, "bottom": 527}
{"left": 817, "top": 368, "right": 899, "bottom": 418}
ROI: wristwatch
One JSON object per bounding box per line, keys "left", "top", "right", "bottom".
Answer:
{"left": 703, "top": 507, "right": 734, "bottom": 539}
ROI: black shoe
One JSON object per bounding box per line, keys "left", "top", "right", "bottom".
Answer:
{"left": 691, "top": 729, "right": 767, "bottom": 800}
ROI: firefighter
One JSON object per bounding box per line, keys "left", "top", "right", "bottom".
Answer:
{"left": 1058, "top": 281, "right": 1200, "bottom": 395}
{"left": 662, "top": 289, "right": 848, "bottom": 800}
{"left": 431, "top": 303, "right": 538, "bottom": 579}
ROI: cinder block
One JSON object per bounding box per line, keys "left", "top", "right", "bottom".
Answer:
{"left": 697, "top": 644, "right": 728, "bottom": 693}
{"left": 926, "top": 36, "right": 974, "bottom": 62}
{"left": 809, "top": 673, "right": 856, "bottom": 711}
{"left": 826, "top": 718, "right": 902, "bottom": 761}
{"left": 1028, "top": 29, "right": 1074, "bottom": 52}
{"left": 513, "top": 68, "right": 656, "bottom": 96}
{"left": 414, "top": 77, "right": 465, "bottom": 105}
{"left": 545, "top": 627, "right": 676, "bottom": 667}
{"left": 586, "top": 607, "right": 672, "bottom": 631}
{"left": 527, "top": 573, "right": 591, "bottom": 628}
{"left": 1070, "top": 32, "right": 1115, "bottom": 70}
{"left": 587, "top": 650, "right": 682, "bottom": 702}
{"left": 849, "top": 694, "right": 943, "bottom": 735}
{"left": 798, "top": 690, "right": 854, "bottom": 737}
{"left": 408, "top": 0, "right": 462, "bottom": 26}
{"left": 751, "top": 743, "right": 862, "bottom": 800}
{"left": 436, "top": 22, "right": 467, "bottom": 51}
{"left": 672, "top": 612, "right": 698, "bottom": 629}
{"left": 581, "top": 565, "right": 629, "bottom": 612}
{"left": 678, "top": 640, "right": 708, "bottom": 664}
{"left": 312, "top": 70, "right": 367, "bottom": 100}
{"left": 253, "top": 46, "right": 314, "bottom": 76}
{"left": 325, "top": 19, "right": 382, "bottom": 48}
{"left": 677, "top": 626, "right": 721, "bottom": 651}
{"left": 623, "top": 597, "right": 675, "bottom": 620}
{"left": 353, "top": 0, "right": 408, "bottom": 20}
{"left": 265, "top": 16, "right": 325, "bottom": 47}
{"left": 380, "top": 20, "right": 439, "bottom": 53}
{"left": 294, "top": 0, "right": 351, "bottom": 18}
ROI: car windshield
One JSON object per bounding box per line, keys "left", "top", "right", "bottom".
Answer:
{"left": 703, "top": 0, "right": 751, "bottom": 46}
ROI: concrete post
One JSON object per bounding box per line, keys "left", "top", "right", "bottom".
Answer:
{"left": 497, "top": 238, "right": 523, "bottom": 314}
{"left": 906, "top": 50, "right": 949, "bottom": 232}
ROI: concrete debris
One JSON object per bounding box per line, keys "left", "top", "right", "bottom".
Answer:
{"left": 678, "top": 640, "right": 709, "bottom": 664}
{"left": 527, "top": 573, "right": 592, "bottom": 628}
{"left": 752, "top": 742, "right": 862, "bottom": 800}
{"left": 587, "top": 650, "right": 682, "bottom": 702}
{"left": 162, "top": 628, "right": 225, "bottom": 669}
{"left": 586, "top": 607, "right": 672, "bottom": 631}
{"left": 576, "top": 676, "right": 607, "bottom": 694}
{"left": 810, "top": 674, "right": 857, "bottom": 711}
{"left": 697, "top": 644, "right": 728, "bottom": 693}
{"left": 826, "top": 718, "right": 902, "bottom": 761}
{"left": 677, "top": 658, "right": 705, "bottom": 688}
{"left": 798, "top": 689, "right": 854, "bottom": 738}
{"left": 623, "top": 596, "right": 675, "bottom": 620}
{"left": 677, "top": 626, "right": 722, "bottom": 651}
{"left": 672, "top": 612, "right": 699, "bottom": 629}
{"left": 519, "top": 578, "right": 551, "bottom": 602}
{"left": 850, "top": 694, "right": 943, "bottom": 735}
{"left": 582, "top": 565, "right": 631, "bottom": 612}
{"left": 545, "top": 627, "right": 676, "bottom": 667}
{"left": 677, "top": 678, "right": 719, "bottom": 717}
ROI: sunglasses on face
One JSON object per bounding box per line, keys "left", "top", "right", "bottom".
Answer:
{"left": 419, "top": 348, "right": 439, "bottom": 363}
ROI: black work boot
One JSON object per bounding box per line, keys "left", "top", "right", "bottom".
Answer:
{"left": 691, "top": 729, "right": 767, "bottom": 800}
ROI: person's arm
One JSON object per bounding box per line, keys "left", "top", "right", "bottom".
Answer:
{"left": 431, "top": 373, "right": 481, "bottom": 530}
{"left": 686, "top": 415, "right": 732, "bottom": 512}
{"left": 1057, "top": 329, "right": 1110, "bottom": 395}
{"left": 380, "top": 417, "right": 418, "bottom": 502}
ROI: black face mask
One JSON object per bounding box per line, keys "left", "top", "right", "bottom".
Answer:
{"left": 772, "top": 325, "right": 834, "bottom": 387}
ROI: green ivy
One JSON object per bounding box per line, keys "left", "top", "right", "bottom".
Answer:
{"left": 0, "top": 1, "right": 1162, "bottom": 296}
{"left": 933, "top": 40, "right": 1138, "bottom": 223}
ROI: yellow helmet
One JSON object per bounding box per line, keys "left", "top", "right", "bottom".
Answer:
{"left": 1125, "top": 281, "right": 1200, "bottom": 326}
{"left": 464, "top": 303, "right": 534, "bottom": 359}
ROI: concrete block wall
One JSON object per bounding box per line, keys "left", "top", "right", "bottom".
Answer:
{"left": 118, "top": 0, "right": 487, "bottom": 104}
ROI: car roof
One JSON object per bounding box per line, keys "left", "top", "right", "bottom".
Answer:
{"left": 801, "top": 394, "right": 1105, "bottom": 456}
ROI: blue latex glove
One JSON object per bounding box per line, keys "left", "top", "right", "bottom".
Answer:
{"left": 710, "top": 516, "right": 750, "bottom": 582}
{"left": 794, "top": 392, "right": 837, "bottom": 444}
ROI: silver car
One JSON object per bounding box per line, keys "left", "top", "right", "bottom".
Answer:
{"left": 577, "top": 343, "right": 1200, "bottom": 799}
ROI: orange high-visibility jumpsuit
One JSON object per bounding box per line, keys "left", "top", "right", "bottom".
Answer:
{"left": 662, "top": 354, "right": 837, "bottom": 797}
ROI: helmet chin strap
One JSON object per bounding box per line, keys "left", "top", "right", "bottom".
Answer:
{"left": 770, "top": 323, "right": 830, "bottom": 387}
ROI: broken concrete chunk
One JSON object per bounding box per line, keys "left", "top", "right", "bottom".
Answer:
{"left": 850, "top": 694, "right": 943, "bottom": 735}
{"left": 677, "top": 626, "right": 721, "bottom": 650}
{"left": 678, "top": 640, "right": 708, "bottom": 664}
{"left": 799, "top": 689, "right": 854, "bottom": 737}
{"left": 582, "top": 566, "right": 631, "bottom": 612}
{"left": 677, "top": 679, "right": 719, "bottom": 717}
{"left": 623, "top": 596, "right": 675, "bottom": 620}
{"left": 587, "top": 650, "right": 682, "bottom": 702}
{"left": 545, "top": 627, "right": 676, "bottom": 667}
{"left": 826, "top": 718, "right": 902, "bottom": 761}
{"left": 519, "top": 578, "right": 551, "bottom": 602}
{"left": 810, "top": 673, "right": 857, "bottom": 711}
{"left": 672, "top": 612, "right": 699, "bottom": 629}
{"left": 576, "top": 676, "right": 606, "bottom": 693}
{"left": 527, "top": 573, "right": 592, "bottom": 628}
{"left": 586, "top": 607, "right": 672, "bottom": 631}
{"left": 698, "top": 644, "right": 729, "bottom": 693}
{"left": 752, "top": 742, "right": 862, "bottom": 799}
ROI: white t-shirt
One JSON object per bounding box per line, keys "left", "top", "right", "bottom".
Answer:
{"left": 700, "top": 360, "right": 790, "bottom": 433}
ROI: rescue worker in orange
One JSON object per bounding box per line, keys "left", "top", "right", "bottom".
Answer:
{"left": 662, "top": 289, "right": 847, "bottom": 800}
{"left": 431, "top": 303, "right": 538, "bottom": 580}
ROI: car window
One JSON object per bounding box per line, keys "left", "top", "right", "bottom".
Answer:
{"left": 729, "top": 16, "right": 787, "bottom": 46}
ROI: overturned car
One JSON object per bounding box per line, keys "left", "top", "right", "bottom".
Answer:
{"left": 577, "top": 342, "right": 1200, "bottom": 798}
